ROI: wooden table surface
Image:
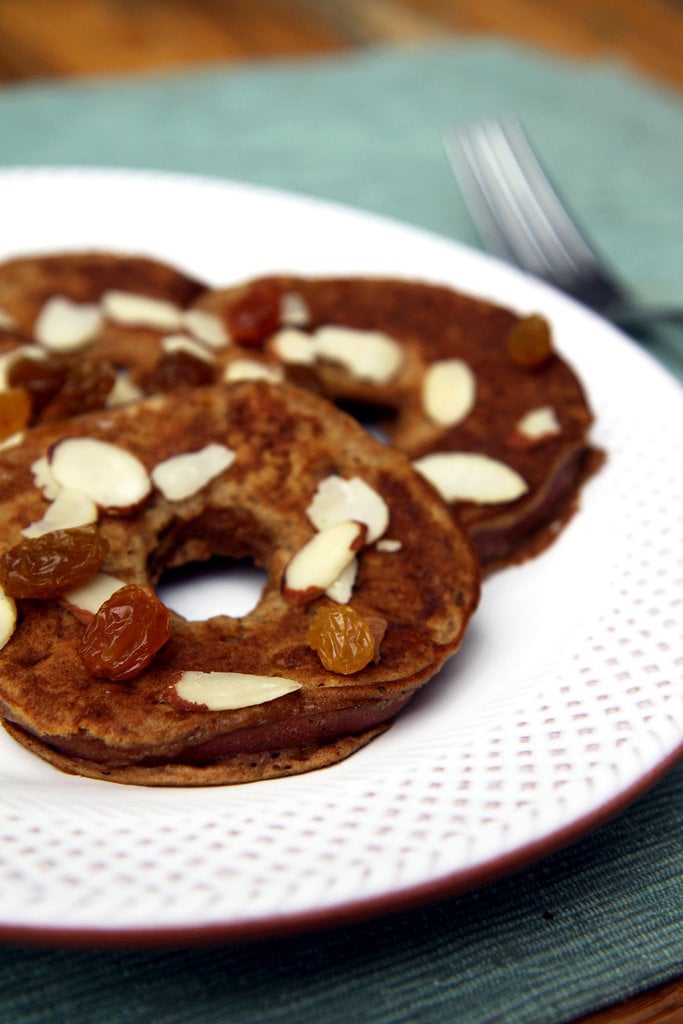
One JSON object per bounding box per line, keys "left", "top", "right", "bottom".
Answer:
{"left": 0, "top": 2, "right": 681, "bottom": 1022}
{"left": 0, "top": 0, "right": 681, "bottom": 91}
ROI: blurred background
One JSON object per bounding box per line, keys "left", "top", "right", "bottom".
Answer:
{"left": 0, "top": 0, "right": 681, "bottom": 91}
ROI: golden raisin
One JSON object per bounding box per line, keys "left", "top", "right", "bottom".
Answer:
{"left": 506, "top": 315, "right": 554, "bottom": 370}
{"left": 9, "top": 355, "right": 66, "bottom": 417}
{"left": 227, "top": 281, "right": 280, "bottom": 346}
{"left": 307, "top": 604, "right": 376, "bottom": 675}
{"left": 78, "top": 584, "right": 171, "bottom": 681}
{"left": 0, "top": 387, "right": 31, "bottom": 440}
{"left": 41, "top": 358, "right": 117, "bottom": 421}
{"left": 0, "top": 526, "right": 109, "bottom": 599}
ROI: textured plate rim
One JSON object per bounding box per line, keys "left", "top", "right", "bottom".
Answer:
{"left": 0, "top": 166, "right": 680, "bottom": 946}
{"left": 1, "top": 746, "right": 681, "bottom": 950}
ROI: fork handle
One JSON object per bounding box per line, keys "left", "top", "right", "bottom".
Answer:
{"left": 608, "top": 304, "right": 683, "bottom": 331}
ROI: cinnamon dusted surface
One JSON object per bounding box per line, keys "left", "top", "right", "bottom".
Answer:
{"left": 0, "top": 250, "right": 208, "bottom": 389}
{"left": 0, "top": 251, "right": 204, "bottom": 319}
{"left": 198, "top": 275, "right": 601, "bottom": 571}
{"left": 0, "top": 379, "right": 479, "bottom": 784}
{"left": 0, "top": 255, "right": 601, "bottom": 571}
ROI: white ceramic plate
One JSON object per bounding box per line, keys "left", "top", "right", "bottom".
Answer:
{"left": 0, "top": 168, "right": 681, "bottom": 946}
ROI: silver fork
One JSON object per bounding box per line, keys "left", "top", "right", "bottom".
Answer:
{"left": 443, "top": 117, "right": 683, "bottom": 333}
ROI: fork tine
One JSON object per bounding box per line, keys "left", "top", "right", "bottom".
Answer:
{"left": 445, "top": 118, "right": 578, "bottom": 280}
{"left": 491, "top": 117, "right": 600, "bottom": 275}
{"left": 445, "top": 119, "right": 683, "bottom": 332}
{"left": 444, "top": 117, "right": 627, "bottom": 305}
{"left": 444, "top": 120, "right": 541, "bottom": 274}
{"left": 443, "top": 124, "right": 524, "bottom": 267}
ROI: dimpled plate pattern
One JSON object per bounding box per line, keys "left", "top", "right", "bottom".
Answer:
{"left": 0, "top": 169, "right": 680, "bottom": 943}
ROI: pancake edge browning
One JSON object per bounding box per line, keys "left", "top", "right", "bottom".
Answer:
{"left": 0, "top": 380, "right": 479, "bottom": 786}
{"left": 0, "top": 256, "right": 603, "bottom": 573}
{"left": 3, "top": 719, "right": 390, "bottom": 786}
{"left": 195, "top": 275, "right": 603, "bottom": 572}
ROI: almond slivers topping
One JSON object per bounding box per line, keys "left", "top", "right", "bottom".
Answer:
{"left": 280, "top": 292, "right": 311, "bottom": 327}
{"left": 62, "top": 572, "right": 127, "bottom": 618}
{"left": 49, "top": 438, "right": 152, "bottom": 509}
{"left": 314, "top": 326, "right": 403, "bottom": 383}
{"left": 151, "top": 443, "right": 236, "bottom": 501}
{"left": 21, "top": 487, "right": 98, "bottom": 538}
{"left": 222, "top": 359, "right": 284, "bottom": 383}
{"left": 517, "top": 405, "right": 561, "bottom": 439}
{"left": 376, "top": 538, "right": 402, "bottom": 552}
{"left": 414, "top": 452, "right": 528, "bottom": 505}
{"left": 422, "top": 359, "right": 476, "bottom": 426}
{"left": 161, "top": 334, "right": 215, "bottom": 364}
{"left": 270, "top": 325, "right": 403, "bottom": 382}
{"left": 307, "top": 475, "right": 389, "bottom": 544}
{"left": 0, "top": 587, "right": 17, "bottom": 651}
{"left": 175, "top": 670, "right": 301, "bottom": 711}
{"left": 33, "top": 296, "right": 103, "bottom": 353}
{"left": 270, "top": 328, "right": 317, "bottom": 365}
{"left": 0, "top": 307, "right": 17, "bottom": 331}
{"left": 325, "top": 556, "right": 358, "bottom": 604}
{"left": 182, "top": 309, "right": 230, "bottom": 349}
{"left": 284, "top": 520, "right": 365, "bottom": 601}
{"left": 31, "top": 455, "right": 62, "bottom": 500}
{"left": 105, "top": 371, "right": 145, "bottom": 408}
{"left": 101, "top": 290, "right": 183, "bottom": 330}
{"left": 0, "top": 430, "right": 26, "bottom": 451}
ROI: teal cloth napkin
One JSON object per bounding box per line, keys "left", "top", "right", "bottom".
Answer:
{"left": 0, "top": 41, "right": 682, "bottom": 1024}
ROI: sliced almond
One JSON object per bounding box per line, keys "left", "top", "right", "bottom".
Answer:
{"left": 283, "top": 520, "right": 366, "bottom": 604}
{"left": 517, "top": 405, "right": 561, "bottom": 440}
{"left": 49, "top": 438, "right": 151, "bottom": 510}
{"left": 182, "top": 308, "right": 230, "bottom": 349}
{"left": 269, "top": 328, "right": 317, "bottom": 366}
{"left": 0, "top": 307, "right": 17, "bottom": 331}
{"left": 376, "top": 538, "right": 402, "bottom": 553}
{"left": 62, "top": 572, "right": 127, "bottom": 622}
{"left": 105, "top": 371, "right": 145, "bottom": 408}
{"left": 414, "top": 452, "right": 528, "bottom": 505}
{"left": 174, "top": 670, "right": 301, "bottom": 711}
{"left": 0, "top": 587, "right": 17, "bottom": 651}
{"left": 0, "top": 431, "right": 26, "bottom": 451}
{"left": 33, "top": 296, "right": 103, "bottom": 353}
{"left": 422, "top": 358, "right": 476, "bottom": 426}
{"left": 160, "top": 333, "right": 215, "bottom": 364}
{"left": 314, "top": 326, "right": 403, "bottom": 383}
{"left": 280, "top": 291, "right": 311, "bottom": 327}
{"left": 30, "top": 454, "right": 62, "bottom": 500}
{"left": 21, "top": 487, "right": 98, "bottom": 538}
{"left": 101, "top": 290, "right": 183, "bottom": 330}
{"left": 151, "top": 443, "right": 236, "bottom": 502}
{"left": 222, "top": 358, "right": 284, "bottom": 384}
{"left": 325, "top": 556, "right": 358, "bottom": 603}
{"left": 307, "top": 475, "right": 389, "bottom": 544}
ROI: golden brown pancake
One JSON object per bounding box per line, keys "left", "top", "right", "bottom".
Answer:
{"left": 0, "top": 250, "right": 211, "bottom": 424}
{"left": 0, "top": 380, "right": 479, "bottom": 785}
{"left": 0, "top": 255, "right": 601, "bottom": 573}
{"left": 195, "top": 276, "right": 602, "bottom": 572}
{"left": 0, "top": 251, "right": 204, "bottom": 324}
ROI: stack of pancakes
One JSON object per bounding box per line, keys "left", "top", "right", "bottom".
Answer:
{"left": 0, "top": 252, "right": 601, "bottom": 785}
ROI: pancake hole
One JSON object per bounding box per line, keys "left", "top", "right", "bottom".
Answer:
{"left": 336, "top": 399, "right": 395, "bottom": 445}
{"left": 155, "top": 556, "right": 268, "bottom": 620}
